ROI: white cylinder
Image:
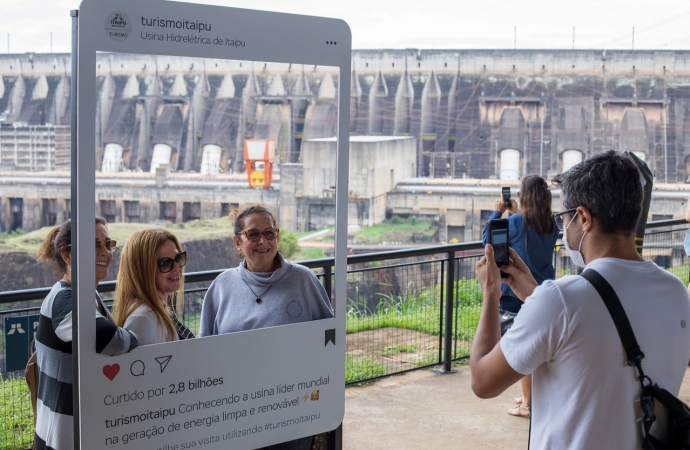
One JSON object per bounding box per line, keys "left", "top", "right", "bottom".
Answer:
{"left": 200, "top": 144, "right": 222, "bottom": 175}
{"left": 101, "top": 143, "right": 123, "bottom": 172}
{"left": 499, "top": 149, "right": 520, "bottom": 180}
{"left": 562, "top": 149, "right": 583, "bottom": 172}
{"left": 633, "top": 151, "right": 646, "bottom": 162}
{"left": 150, "top": 143, "right": 172, "bottom": 173}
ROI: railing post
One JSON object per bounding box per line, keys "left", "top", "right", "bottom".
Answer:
{"left": 440, "top": 249, "right": 456, "bottom": 373}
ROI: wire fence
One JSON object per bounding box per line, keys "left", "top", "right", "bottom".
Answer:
{"left": 0, "top": 221, "right": 688, "bottom": 449}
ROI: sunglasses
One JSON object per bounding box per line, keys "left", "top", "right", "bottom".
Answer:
{"left": 236, "top": 227, "right": 280, "bottom": 242}
{"left": 157, "top": 251, "right": 187, "bottom": 273}
{"left": 69, "top": 240, "right": 117, "bottom": 252}
{"left": 552, "top": 208, "right": 578, "bottom": 231}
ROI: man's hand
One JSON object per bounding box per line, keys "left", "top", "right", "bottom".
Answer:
{"left": 501, "top": 248, "right": 538, "bottom": 301}
{"left": 471, "top": 245, "right": 523, "bottom": 398}
{"left": 475, "top": 244, "right": 502, "bottom": 302}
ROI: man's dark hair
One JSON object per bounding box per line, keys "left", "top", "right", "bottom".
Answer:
{"left": 552, "top": 150, "right": 643, "bottom": 235}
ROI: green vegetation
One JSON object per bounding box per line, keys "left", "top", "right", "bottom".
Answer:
{"left": 293, "top": 246, "right": 326, "bottom": 261}
{"left": 277, "top": 231, "right": 299, "bottom": 259}
{"left": 345, "top": 355, "right": 386, "bottom": 384}
{"left": 0, "top": 218, "right": 325, "bottom": 261}
{"left": 379, "top": 342, "right": 418, "bottom": 356}
{"left": 668, "top": 265, "right": 690, "bottom": 284}
{"left": 0, "top": 376, "right": 32, "bottom": 450}
{"left": 345, "top": 278, "right": 482, "bottom": 342}
{"left": 352, "top": 216, "right": 436, "bottom": 244}
{"left": 0, "top": 217, "right": 236, "bottom": 255}
{"left": 0, "top": 229, "right": 26, "bottom": 241}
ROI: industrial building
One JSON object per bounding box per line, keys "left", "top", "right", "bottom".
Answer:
{"left": 2, "top": 50, "right": 690, "bottom": 241}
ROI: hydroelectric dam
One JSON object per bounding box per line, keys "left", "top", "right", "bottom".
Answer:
{"left": 2, "top": 49, "right": 690, "bottom": 243}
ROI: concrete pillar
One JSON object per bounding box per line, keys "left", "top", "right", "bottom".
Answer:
{"left": 499, "top": 149, "right": 521, "bottom": 180}
{"left": 176, "top": 201, "right": 184, "bottom": 224}
{"left": 278, "top": 163, "right": 303, "bottom": 232}
{"left": 562, "top": 149, "right": 583, "bottom": 172}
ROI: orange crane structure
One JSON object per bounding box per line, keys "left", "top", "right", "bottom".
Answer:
{"left": 244, "top": 139, "right": 276, "bottom": 189}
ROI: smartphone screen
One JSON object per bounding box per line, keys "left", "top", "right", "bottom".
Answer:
{"left": 502, "top": 187, "right": 511, "bottom": 208}
{"left": 488, "top": 219, "right": 510, "bottom": 271}
{"left": 491, "top": 228, "right": 509, "bottom": 266}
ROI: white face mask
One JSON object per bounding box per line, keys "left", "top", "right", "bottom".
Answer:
{"left": 562, "top": 212, "right": 587, "bottom": 268}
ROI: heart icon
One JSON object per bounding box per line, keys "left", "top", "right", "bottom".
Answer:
{"left": 103, "top": 364, "right": 120, "bottom": 381}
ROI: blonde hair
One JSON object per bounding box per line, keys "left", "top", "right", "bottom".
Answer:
{"left": 113, "top": 228, "right": 184, "bottom": 342}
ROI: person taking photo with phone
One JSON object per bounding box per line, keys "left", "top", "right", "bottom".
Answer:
{"left": 481, "top": 175, "right": 559, "bottom": 418}
{"left": 471, "top": 151, "right": 690, "bottom": 448}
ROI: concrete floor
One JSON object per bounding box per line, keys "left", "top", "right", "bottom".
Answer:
{"left": 342, "top": 364, "right": 690, "bottom": 449}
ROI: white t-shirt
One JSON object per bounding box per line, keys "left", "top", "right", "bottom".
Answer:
{"left": 123, "top": 304, "right": 178, "bottom": 346}
{"left": 501, "top": 257, "right": 690, "bottom": 450}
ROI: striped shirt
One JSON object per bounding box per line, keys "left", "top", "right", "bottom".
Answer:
{"left": 34, "top": 281, "right": 137, "bottom": 450}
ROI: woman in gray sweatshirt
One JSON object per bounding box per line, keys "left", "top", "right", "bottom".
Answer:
{"left": 198, "top": 205, "right": 333, "bottom": 450}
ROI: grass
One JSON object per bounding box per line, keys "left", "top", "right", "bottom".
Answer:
{"left": 379, "top": 342, "right": 419, "bottom": 356}
{"left": 345, "top": 354, "right": 386, "bottom": 384}
{"left": 352, "top": 216, "right": 436, "bottom": 244}
{"left": 1, "top": 217, "right": 236, "bottom": 255}
{"left": 2, "top": 218, "right": 328, "bottom": 266}
{"left": 0, "top": 375, "right": 33, "bottom": 450}
{"left": 345, "top": 279, "right": 482, "bottom": 341}
{"left": 293, "top": 246, "right": 326, "bottom": 261}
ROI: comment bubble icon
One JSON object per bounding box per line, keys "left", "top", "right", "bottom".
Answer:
{"left": 130, "top": 360, "right": 145, "bottom": 376}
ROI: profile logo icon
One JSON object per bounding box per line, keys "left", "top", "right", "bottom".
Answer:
{"left": 111, "top": 13, "right": 127, "bottom": 26}
{"left": 104, "top": 11, "right": 132, "bottom": 42}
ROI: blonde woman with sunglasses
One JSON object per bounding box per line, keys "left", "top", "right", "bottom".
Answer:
{"left": 114, "top": 228, "right": 192, "bottom": 346}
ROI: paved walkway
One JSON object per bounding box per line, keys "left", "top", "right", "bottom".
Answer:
{"left": 342, "top": 364, "right": 690, "bottom": 449}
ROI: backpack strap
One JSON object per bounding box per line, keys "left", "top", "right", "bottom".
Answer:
{"left": 580, "top": 269, "right": 656, "bottom": 438}
{"left": 580, "top": 269, "right": 645, "bottom": 368}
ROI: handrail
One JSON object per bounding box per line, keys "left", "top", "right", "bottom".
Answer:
{"left": 0, "top": 217, "right": 686, "bottom": 304}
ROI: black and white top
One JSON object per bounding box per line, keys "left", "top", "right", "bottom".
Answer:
{"left": 34, "top": 281, "right": 137, "bottom": 450}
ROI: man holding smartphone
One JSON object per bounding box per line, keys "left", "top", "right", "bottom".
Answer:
{"left": 481, "top": 177, "right": 559, "bottom": 418}
{"left": 471, "top": 151, "right": 690, "bottom": 449}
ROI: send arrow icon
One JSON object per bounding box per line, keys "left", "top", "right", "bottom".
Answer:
{"left": 155, "top": 355, "right": 172, "bottom": 373}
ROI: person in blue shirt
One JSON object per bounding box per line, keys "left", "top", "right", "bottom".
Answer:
{"left": 481, "top": 175, "right": 559, "bottom": 418}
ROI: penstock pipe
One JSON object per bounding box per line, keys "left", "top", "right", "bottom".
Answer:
{"left": 624, "top": 151, "right": 654, "bottom": 255}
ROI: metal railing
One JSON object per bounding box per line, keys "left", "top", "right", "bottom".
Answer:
{"left": 0, "top": 219, "right": 688, "bottom": 450}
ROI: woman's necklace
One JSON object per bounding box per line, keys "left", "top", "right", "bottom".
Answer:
{"left": 239, "top": 276, "right": 273, "bottom": 304}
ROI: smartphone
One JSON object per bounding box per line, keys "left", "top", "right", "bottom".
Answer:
{"left": 488, "top": 219, "right": 510, "bottom": 278}
{"left": 502, "top": 187, "right": 511, "bottom": 208}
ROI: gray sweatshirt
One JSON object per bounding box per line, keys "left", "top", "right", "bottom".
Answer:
{"left": 199, "top": 253, "right": 334, "bottom": 336}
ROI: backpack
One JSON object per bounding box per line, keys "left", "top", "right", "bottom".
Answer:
{"left": 582, "top": 269, "right": 690, "bottom": 449}
{"left": 24, "top": 339, "right": 38, "bottom": 450}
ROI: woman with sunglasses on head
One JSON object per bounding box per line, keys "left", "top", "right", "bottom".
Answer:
{"left": 114, "top": 228, "right": 193, "bottom": 346}
{"left": 34, "top": 217, "right": 138, "bottom": 450}
{"left": 481, "top": 175, "right": 559, "bottom": 419}
{"left": 199, "top": 205, "right": 332, "bottom": 450}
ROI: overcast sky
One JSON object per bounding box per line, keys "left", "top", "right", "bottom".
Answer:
{"left": 2, "top": 0, "right": 690, "bottom": 54}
